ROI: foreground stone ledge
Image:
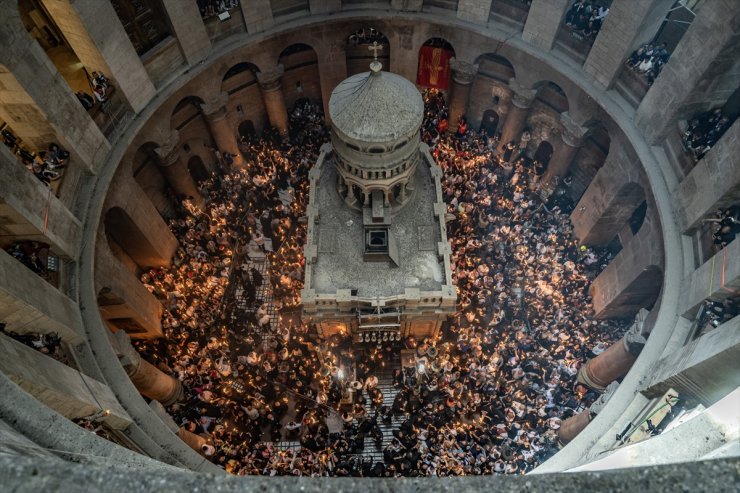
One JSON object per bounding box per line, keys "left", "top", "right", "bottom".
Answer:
{"left": 0, "top": 455, "right": 738, "bottom": 493}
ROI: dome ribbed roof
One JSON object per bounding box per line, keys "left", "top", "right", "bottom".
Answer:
{"left": 329, "top": 70, "right": 423, "bottom": 143}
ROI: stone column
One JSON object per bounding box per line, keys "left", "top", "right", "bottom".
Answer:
{"left": 0, "top": 250, "right": 83, "bottom": 344}
{"left": 0, "top": 333, "right": 131, "bottom": 430}
{"left": 257, "top": 66, "right": 289, "bottom": 136}
{"left": 0, "top": 11, "right": 109, "bottom": 173}
{"left": 114, "top": 331, "right": 184, "bottom": 407}
{"left": 539, "top": 114, "right": 586, "bottom": 197}
{"left": 154, "top": 131, "right": 204, "bottom": 208}
{"left": 558, "top": 382, "right": 618, "bottom": 446}
{"left": 200, "top": 92, "right": 243, "bottom": 167}
{"left": 583, "top": 0, "right": 675, "bottom": 89}
{"left": 499, "top": 79, "right": 536, "bottom": 149}
{"left": 160, "top": 0, "right": 211, "bottom": 65}
{"left": 240, "top": 0, "right": 274, "bottom": 33}
{"left": 0, "top": 145, "right": 81, "bottom": 259}
{"left": 448, "top": 59, "right": 479, "bottom": 132}
{"left": 679, "top": 237, "right": 740, "bottom": 318}
{"left": 522, "top": 0, "right": 570, "bottom": 52}
{"left": 178, "top": 427, "right": 208, "bottom": 454}
{"left": 578, "top": 309, "right": 648, "bottom": 391}
{"left": 676, "top": 120, "right": 740, "bottom": 235}
{"left": 67, "top": 0, "right": 156, "bottom": 112}
{"left": 557, "top": 406, "right": 590, "bottom": 446}
{"left": 641, "top": 315, "right": 740, "bottom": 406}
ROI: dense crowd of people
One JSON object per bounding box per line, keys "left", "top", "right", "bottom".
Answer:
{"left": 197, "top": 0, "right": 240, "bottom": 19}
{"left": 130, "top": 91, "right": 626, "bottom": 476}
{"left": 564, "top": 0, "right": 610, "bottom": 39}
{"left": 625, "top": 42, "right": 670, "bottom": 86}
{"left": 682, "top": 107, "right": 733, "bottom": 162}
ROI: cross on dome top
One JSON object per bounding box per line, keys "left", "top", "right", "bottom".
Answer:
{"left": 368, "top": 41, "right": 383, "bottom": 73}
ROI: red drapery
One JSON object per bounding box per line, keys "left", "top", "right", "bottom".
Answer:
{"left": 416, "top": 45, "right": 452, "bottom": 90}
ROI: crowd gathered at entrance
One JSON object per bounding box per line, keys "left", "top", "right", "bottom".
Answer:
{"left": 130, "top": 92, "right": 627, "bottom": 476}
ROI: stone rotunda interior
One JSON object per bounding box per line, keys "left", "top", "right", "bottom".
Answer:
{"left": 0, "top": 0, "right": 738, "bottom": 489}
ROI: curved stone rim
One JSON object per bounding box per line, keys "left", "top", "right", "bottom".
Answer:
{"left": 72, "top": 9, "right": 681, "bottom": 475}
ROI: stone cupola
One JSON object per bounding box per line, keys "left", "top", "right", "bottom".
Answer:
{"left": 328, "top": 49, "right": 424, "bottom": 211}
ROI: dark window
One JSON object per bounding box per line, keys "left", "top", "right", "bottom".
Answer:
{"left": 110, "top": 0, "right": 170, "bottom": 56}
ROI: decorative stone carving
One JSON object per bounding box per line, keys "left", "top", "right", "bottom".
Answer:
{"left": 154, "top": 130, "right": 180, "bottom": 167}
{"left": 199, "top": 92, "right": 230, "bottom": 119}
{"left": 623, "top": 308, "right": 649, "bottom": 356}
{"left": 257, "top": 65, "right": 285, "bottom": 91}
{"left": 559, "top": 112, "right": 588, "bottom": 147}
{"left": 589, "top": 381, "right": 620, "bottom": 419}
{"left": 508, "top": 77, "right": 537, "bottom": 108}
{"left": 449, "top": 58, "right": 479, "bottom": 85}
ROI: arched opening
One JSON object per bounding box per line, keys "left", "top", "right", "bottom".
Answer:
{"left": 475, "top": 53, "right": 515, "bottom": 82}
{"left": 480, "top": 110, "right": 500, "bottom": 137}
{"left": 187, "top": 156, "right": 209, "bottom": 184}
{"left": 238, "top": 120, "right": 256, "bottom": 140}
{"left": 278, "top": 43, "right": 321, "bottom": 111}
{"left": 346, "top": 26, "right": 390, "bottom": 75}
{"left": 221, "top": 62, "right": 266, "bottom": 134}
{"left": 533, "top": 81, "right": 569, "bottom": 113}
{"left": 565, "top": 123, "right": 612, "bottom": 203}
{"left": 533, "top": 140, "right": 554, "bottom": 168}
{"left": 104, "top": 207, "right": 164, "bottom": 271}
{"left": 221, "top": 62, "right": 260, "bottom": 93}
{"left": 170, "top": 96, "right": 206, "bottom": 130}
{"left": 417, "top": 38, "right": 455, "bottom": 90}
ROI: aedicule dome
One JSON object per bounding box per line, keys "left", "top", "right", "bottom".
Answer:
{"left": 329, "top": 70, "right": 424, "bottom": 144}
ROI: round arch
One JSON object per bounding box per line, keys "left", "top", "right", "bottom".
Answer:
{"left": 346, "top": 26, "right": 390, "bottom": 75}
{"left": 532, "top": 80, "right": 570, "bottom": 113}
{"left": 417, "top": 38, "right": 455, "bottom": 90}
{"left": 277, "top": 43, "right": 321, "bottom": 112}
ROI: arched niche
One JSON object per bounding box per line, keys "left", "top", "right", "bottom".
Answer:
{"left": 277, "top": 43, "right": 321, "bottom": 112}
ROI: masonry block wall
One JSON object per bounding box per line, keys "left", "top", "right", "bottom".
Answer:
{"left": 522, "top": 0, "right": 570, "bottom": 52}
{"left": 635, "top": 2, "right": 740, "bottom": 144}
{"left": 675, "top": 120, "right": 740, "bottom": 234}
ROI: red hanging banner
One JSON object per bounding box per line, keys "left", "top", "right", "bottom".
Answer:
{"left": 416, "top": 45, "right": 452, "bottom": 90}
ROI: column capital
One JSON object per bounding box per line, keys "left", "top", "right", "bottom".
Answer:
{"left": 257, "top": 65, "right": 285, "bottom": 90}
{"left": 449, "top": 58, "right": 479, "bottom": 85}
{"left": 111, "top": 330, "right": 142, "bottom": 375}
{"left": 199, "top": 92, "right": 229, "bottom": 119}
{"left": 559, "top": 112, "right": 588, "bottom": 147}
{"left": 588, "top": 381, "right": 619, "bottom": 419}
{"left": 508, "top": 78, "right": 537, "bottom": 108}
{"left": 154, "top": 130, "right": 181, "bottom": 167}
{"left": 623, "top": 308, "right": 649, "bottom": 356}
